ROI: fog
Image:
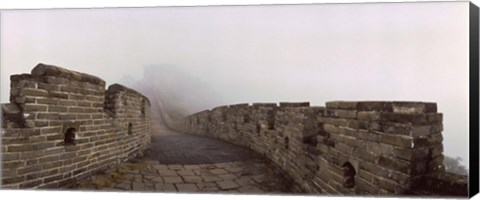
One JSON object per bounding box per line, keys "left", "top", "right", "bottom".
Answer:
{"left": 0, "top": 2, "right": 469, "bottom": 167}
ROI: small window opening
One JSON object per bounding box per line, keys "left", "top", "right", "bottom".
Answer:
{"left": 256, "top": 123, "right": 261, "bottom": 135}
{"left": 244, "top": 114, "right": 250, "bottom": 123}
{"left": 342, "top": 162, "right": 356, "bottom": 188}
{"left": 222, "top": 113, "right": 227, "bottom": 122}
{"left": 284, "top": 136, "right": 289, "bottom": 149}
{"left": 64, "top": 128, "right": 76, "bottom": 145}
{"left": 141, "top": 99, "right": 146, "bottom": 115}
{"left": 267, "top": 110, "right": 275, "bottom": 130}
{"left": 268, "top": 120, "right": 275, "bottom": 130}
{"left": 128, "top": 123, "right": 133, "bottom": 135}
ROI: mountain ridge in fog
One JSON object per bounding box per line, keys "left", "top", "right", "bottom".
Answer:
{"left": 124, "top": 64, "right": 223, "bottom": 126}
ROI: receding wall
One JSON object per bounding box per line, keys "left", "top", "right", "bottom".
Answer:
{"left": 1, "top": 63, "right": 151, "bottom": 188}
{"left": 172, "top": 101, "right": 467, "bottom": 196}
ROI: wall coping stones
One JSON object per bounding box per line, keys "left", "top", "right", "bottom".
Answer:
{"left": 174, "top": 100, "right": 466, "bottom": 196}
{"left": 228, "top": 103, "right": 250, "bottom": 108}
{"left": 326, "top": 101, "right": 437, "bottom": 114}
{"left": 31, "top": 63, "right": 106, "bottom": 86}
{"left": 279, "top": 102, "right": 310, "bottom": 107}
{"left": 252, "top": 103, "right": 278, "bottom": 108}
{"left": 1, "top": 103, "right": 21, "bottom": 115}
{"left": 107, "top": 83, "right": 151, "bottom": 105}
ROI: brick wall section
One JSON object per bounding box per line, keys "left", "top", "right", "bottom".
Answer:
{"left": 1, "top": 63, "right": 151, "bottom": 189}
{"left": 172, "top": 101, "right": 467, "bottom": 196}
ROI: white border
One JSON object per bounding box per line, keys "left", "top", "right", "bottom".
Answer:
{"left": 0, "top": 0, "right": 477, "bottom": 200}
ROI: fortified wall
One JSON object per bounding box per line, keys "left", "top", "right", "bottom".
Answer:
{"left": 173, "top": 102, "right": 468, "bottom": 196}
{"left": 1, "top": 64, "right": 152, "bottom": 188}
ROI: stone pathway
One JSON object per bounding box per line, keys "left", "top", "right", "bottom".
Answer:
{"left": 70, "top": 121, "right": 294, "bottom": 194}
{"left": 142, "top": 123, "right": 259, "bottom": 164}
{"left": 71, "top": 159, "right": 291, "bottom": 193}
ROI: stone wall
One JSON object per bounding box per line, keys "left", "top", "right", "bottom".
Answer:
{"left": 1, "top": 63, "right": 151, "bottom": 189}
{"left": 172, "top": 101, "right": 468, "bottom": 196}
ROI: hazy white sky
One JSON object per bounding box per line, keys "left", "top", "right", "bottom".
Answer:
{"left": 0, "top": 2, "right": 470, "bottom": 167}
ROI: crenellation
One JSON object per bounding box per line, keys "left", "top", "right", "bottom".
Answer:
{"left": 1, "top": 63, "right": 152, "bottom": 189}
{"left": 172, "top": 100, "right": 467, "bottom": 196}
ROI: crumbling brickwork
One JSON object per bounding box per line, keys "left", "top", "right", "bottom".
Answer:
{"left": 1, "top": 63, "right": 151, "bottom": 188}
{"left": 173, "top": 101, "right": 468, "bottom": 196}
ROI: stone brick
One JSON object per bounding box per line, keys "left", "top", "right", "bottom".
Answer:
{"left": 48, "top": 106, "right": 68, "bottom": 112}
{"left": 23, "top": 88, "right": 48, "bottom": 97}
{"left": 325, "top": 101, "right": 358, "bottom": 109}
{"left": 392, "top": 147, "right": 429, "bottom": 162}
{"left": 17, "top": 164, "right": 42, "bottom": 175}
{"left": 380, "top": 134, "right": 413, "bottom": 148}
{"left": 163, "top": 176, "right": 183, "bottom": 184}
{"left": 376, "top": 156, "right": 412, "bottom": 174}
{"left": 379, "top": 113, "right": 428, "bottom": 125}
{"left": 2, "top": 176, "right": 25, "bottom": 185}
{"left": 7, "top": 145, "right": 35, "bottom": 152}
{"left": 37, "top": 83, "right": 59, "bottom": 91}
{"left": 23, "top": 105, "right": 48, "bottom": 112}
{"left": 392, "top": 102, "right": 437, "bottom": 114}
{"left": 37, "top": 113, "right": 59, "bottom": 120}
{"left": 357, "top": 111, "right": 381, "bottom": 121}
{"left": 19, "top": 151, "right": 44, "bottom": 159}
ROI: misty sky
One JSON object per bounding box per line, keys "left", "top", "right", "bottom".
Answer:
{"left": 0, "top": 2, "right": 470, "bottom": 167}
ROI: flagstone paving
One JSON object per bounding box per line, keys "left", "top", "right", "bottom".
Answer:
{"left": 72, "top": 159, "right": 292, "bottom": 194}
{"left": 70, "top": 122, "right": 294, "bottom": 194}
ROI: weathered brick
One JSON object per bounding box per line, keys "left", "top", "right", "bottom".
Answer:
{"left": 23, "top": 105, "right": 48, "bottom": 112}
{"left": 46, "top": 134, "right": 64, "bottom": 141}
{"left": 40, "top": 127, "right": 61, "bottom": 134}
{"left": 69, "top": 94, "right": 85, "bottom": 100}
{"left": 380, "top": 134, "right": 413, "bottom": 148}
{"left": 42, "top": 161, "right": 63, "bottom": 170}
{"left": 43, "top": 174, "right": 64, "bottom": 183}
{"left": 392, "top": 147, "right": 429, "bottom": 161}
{"left": 77, "top": 101, "right": 92, "bottom": 107}
{"left": 17, "top": 164, "right": 42, "bottom": 175}
{"left": 48, "top": 106, "right": 68, "bottom": 112}
{"left": 7, "top": 145, "right": 35, "bottom": 152}
{"left": 68, "top": 107, "right": 85, "bottom": 113}
{"left": 357, "top": 111, "right": 381, "bottom": 121}
{"left": 379, "top": 113, "right": 428, "bottom": 125}
{"left": 36, "top": 98, "right": 58, "bottom": 105}
{"left": 37, "top": 113, "right": 59, "bottom": 120}
{"left": 23, "top": 88, "right": 48, "bottom": 97}
{"left": 2, "top": 160, "right": 26, "bottom": 169}
{"left": 20, "top": 151, "right": 44, "bottom": 159}
{"left": 2, "top": 137, "right": 28, "bottom": 144}
{"left": 325, "top": 101, "right": 358, "bottom": 110}
{"left": 2, "top": 153, "right": 20, "bottom": 161}
{"left": 2, "top": 176, "right": 25, "bottom": 185}
{"left": 376, "top": 156, "right": 412, "bottom": 174}
{"left": 59, "top": 113, "right": 77, "bottom": 120}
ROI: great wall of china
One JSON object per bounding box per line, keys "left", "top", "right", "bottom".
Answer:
{"left": 0, "top": 64, "right": 468, "bottom": 196}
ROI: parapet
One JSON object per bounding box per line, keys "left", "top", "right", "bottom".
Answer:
{"left": 1, "top": 64, "right": 152, "bottom": 189}
{"left": 173, "top": 101, "right": 466, "bottom": 196}
{"left": 106, "top": 83, "right": 151, "bottom": 106}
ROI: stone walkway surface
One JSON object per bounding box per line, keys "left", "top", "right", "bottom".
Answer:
{"left": 70, "top": 121, "right": 293, "bottom": 194}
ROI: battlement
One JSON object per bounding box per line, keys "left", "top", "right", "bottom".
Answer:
{"left": 172, "top": 101, "right": 467, "bottom": 196}
{"left": 1, "top": 64, "right": 152, "bottom": 189}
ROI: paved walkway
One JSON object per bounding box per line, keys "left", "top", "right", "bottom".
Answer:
{"left": 71, "top": 121, "right": 294, "bottom": 194}
{"left": 143, "top": 124, "right": 260, "bottom": 164}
